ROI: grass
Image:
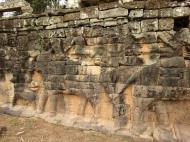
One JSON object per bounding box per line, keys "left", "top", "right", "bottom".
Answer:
{"left": 0, "top": 114, "right": 131, "bottom": 142}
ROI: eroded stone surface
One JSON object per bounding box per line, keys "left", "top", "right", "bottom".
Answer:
{"left": 0, "top": 1, "right": 190, "bottom": 142}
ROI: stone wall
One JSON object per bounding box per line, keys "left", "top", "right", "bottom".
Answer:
{"left": 0, "top": 0, "right": 190, "bottom": 142}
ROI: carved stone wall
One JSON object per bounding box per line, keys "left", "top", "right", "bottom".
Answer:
{"left": 0, "top": 1, "right": 190, "bottom": 142}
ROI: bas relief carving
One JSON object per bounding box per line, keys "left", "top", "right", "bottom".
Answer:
{"left": 1, "top": 28, "right": 190, "bottom": 141}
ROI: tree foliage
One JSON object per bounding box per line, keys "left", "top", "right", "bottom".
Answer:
{"left": 26, "top": 0, "right": 59, "bottom": 13}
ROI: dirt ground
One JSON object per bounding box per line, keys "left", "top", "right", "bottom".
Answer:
{"left": 0, "top": 114, "right": 133, "bottom": 142}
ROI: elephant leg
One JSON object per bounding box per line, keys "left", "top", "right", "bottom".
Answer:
{"left": 77, "top": 98, "right": 87, "bottom": 116}
{"left": 49, "top": 95, "right": 57, "bottom": 116}
{"left": 36, "top": 93, "right": 48, "bottom": 114}
{"left": 156, "top": 101, "right": 169, "bottom": 125}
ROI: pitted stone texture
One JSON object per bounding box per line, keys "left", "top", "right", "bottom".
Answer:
{"left": 144, "top": 10, "right": 158, "bottom": 18}
{"left": 99, "top": 8, "right": 128, "bottom": 19}
{"left": 129, "top": 9, "right": 143, "bottom": 18}
{"left": 80, "top": 6, "right": 99, "bottom": 19}
{"left": 159, "top": 18, "right": 174, "bottom": 30}
{"left": 141, "top": 19, "right": 158, "bottom": 32}
{"left": 159, "top": 8, "right": 173, "bottom": 18}
{"left": 173, "top": 7, "right": 190, "bottom": 17}
{"left": 129, "top": 21, "right": 141, "bottom": 34}
{"left": 0, "top": 1, "right": 190, "bottom": 142}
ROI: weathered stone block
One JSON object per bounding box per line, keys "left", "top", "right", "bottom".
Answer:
{"left": 83, "top": 27, "right": 104, "bottom": 37}
{"left": 160, "top": 57, "right": 186, "bottom": 68}
{"left": 133, "top": 32, "right": 157, "bottom": 43}
{"left": 117, "top": 18, "right": 128, "bottom": 25}
{"left": 144, "top": 10, "right": 158, "bottom": 18}
{"left": 158, "top": 77, "right": 180, "bottom": 87}
{"left": 129, "top": 21, "right": 141, "bottom": 34}
{"left": 129, "top": 9, "right": 143, "bottom": 18}
{"left": 173, "top": 7, "right": 190, "bottom": 17}
{"left": 144, "top": 0, "right": 170, "bottom": 9}
{"left": 86, "top": 37, "right": 108, "bottom": 46}
{"left": 48, "top": 61, "right": 66, "bottom": 75}
{"left": 160, "top": 68, "right": 183, "bottom": 78}
{"left": 89, "top": 18, "right": 103, "bottom": 25}
{"left": 56, "top": 22, "right": 69, "bottom": 28}
{"left": 75, "top": 19, "right": 90, "bottom": 26}
{"left": 65, "top": 28, "right": 83, "bottom": 37}
{"left": 99, "top": 8, "right": 128, "bottom": 19}
{"left": 80, "top": 6, "right": 99, "bottom": 19}
{"left": 78, "top": 66, "right": 101, "bottom": 75}
{"left": 90, "top": 21, "right": 104, "bottom": 26}
{"left": 99, "top": 2, "right": 119, "bottom": 11}
{"left": 3, "top": 20, "right": 14, "bottom": 29}
{"left": 65, "top": 65, "right": 78, "bottom": 75}
{"left": 35, "top": 17, "right": 49, "bottom": 26}
{"left": 159, "top": 18, "right": 174, "bottom": 30}
{"left": 104, "top": 19, "right": 117, "bottom": 27}
{"left": 13, "top": 19, "right": 25, "bottom": 28}
{"left": 63, "top": 12, "right": 80, "bottom": 22}
{"left": 119, "top": 56, "right": 142, "bottom": 66}
{"left": 141, "top": 19, "right": 158, "bottom": 32}
{"left": 45, "top": 24, "right": 57, "bottom": 30}
{"left": 123, "top": 1, "right": 145, "bottom": 9}
{"left": 159, "top": 8, "right": 173, "bottom": 17}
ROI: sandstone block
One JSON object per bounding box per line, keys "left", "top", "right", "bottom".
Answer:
{"left": 141, "top": 19, "right": 158, "bottom": 32}
{"left": 133, "top": 32, "right": 157, "bottom": 43}
{"left": 13, "top": 19, "right": 24, "bottom": 28}
{"left": 159, "top": 18, "right": 174, "bottom": 31}
{"left": 80, "top": 6, "right": 99, "bottom": 19}
{"left": 99, "top": 8, "right": 128, "bottom": 19}
{"left": 49, "top": 16, "right": 63, "bottom": 25}
{"left": 56, "top": 22, "right": 69, "bottom": 28}
{"left": 104, "top": 19, "right": 117, "bottom": 27}
{"left": 129, "top": 21, "right": 141, "bottom": 34}
{"left": 129, "top": 9, "right": 144, "bottom": 18}
{"left": 123, "top": 1, "right": 145, "bottom": 9}
{"left": 86, "top": 37, "right": 108, "bottom": 46}
{"left": 99, "top": 2, "right": 119, "bottom": 11}
{"left": 75, "top": 19, "right": 90, "bottom": 26}
{"left": 83, "top": 27, "right": 104, "bottom": 37}
{"left": 144, "top": 10, "right": 158, "bottom": 18}
{"left": 144, "top": 0, "right": 170, "bottom": 9}
{"left": 18, "top": 92, "right": 36, "bottom": 101}
{"left": 117, "top": 18, "right": 128, "bottom": 25}
{"left": 158, "top": 77, "right": 180, "bottom": 87}
{"left": 36, "top": 17, "right": 49, "bottom": 26}
{"left": 90, "top": 21, "right": 104, "bottom": 26}
{"left": 63, "top": 12, "right": 80, "bottom": 22}
{"left": 119, "top": 56, "right": 142, "bottom": 66}
{"left": 160, "top": 68, "right": 183, "bottom": 78}
{"left": 159, "top": 8, "right": 173, "bottom": 17}
{"left": 160, "top": 57, "right": 186, "bottom": 68}
{"left": 65, "top": 65, "right": 78, "bottom": 75}
{"left": 173, "top": 7, "right": 190, "bottom": 17}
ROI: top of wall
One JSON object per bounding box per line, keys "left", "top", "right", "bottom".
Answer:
{"left": 0, "top": 0, "right": 189, "bottom": 32}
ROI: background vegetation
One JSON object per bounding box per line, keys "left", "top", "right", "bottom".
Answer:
{"left": 26, "top": 0, "right": 60, "bottom": 13}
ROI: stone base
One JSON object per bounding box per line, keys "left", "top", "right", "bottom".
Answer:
{"left": 1, "top": 102, "right": 190, "bottom": 142}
